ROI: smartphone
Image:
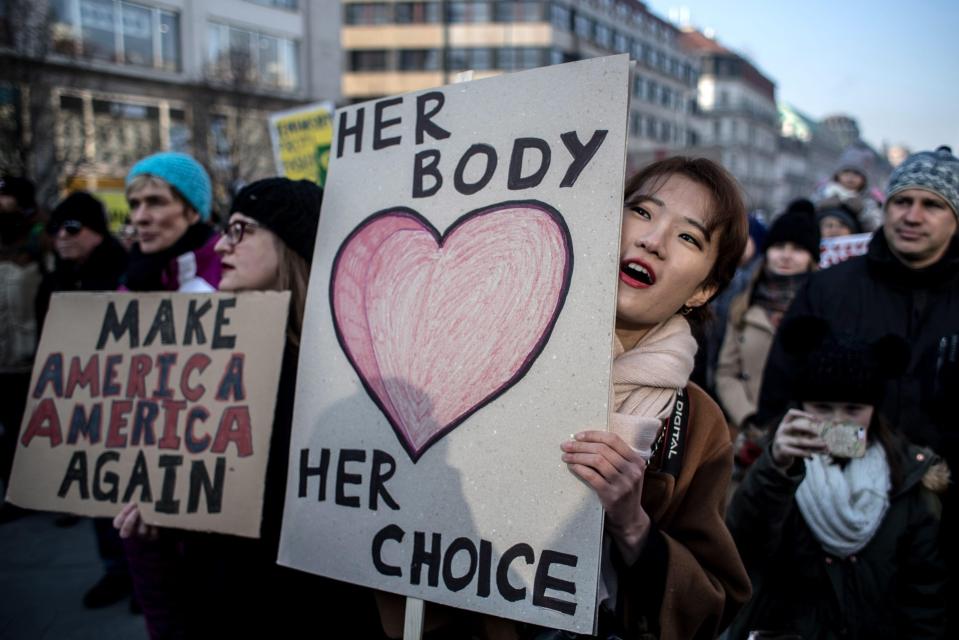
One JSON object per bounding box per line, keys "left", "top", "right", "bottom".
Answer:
{"left": 818, "top": 420, "right": 867, "bottom": 458}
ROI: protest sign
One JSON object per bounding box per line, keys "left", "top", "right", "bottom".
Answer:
{"left": 278, "top": 55, "right": 631, "bottom": 633}
{"left": 7, "top": 291, "right": 289, "bottom": 538}
{"left": 820, "top": 232, "right": 872, "bottom": 268}
{"left": 269, "top": 101, "right": 334, "bottom": 186}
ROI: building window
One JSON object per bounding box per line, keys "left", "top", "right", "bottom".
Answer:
{"left": 345, "top": 2, "right": 392, "bottom": 25}
{"left": 208, "top": 22, "right": 299, "bottom": 90}
{"left": 349, "top": 49, "right": 389, "bottom": 71}
{"left": 573, "top": 13, "right": 592, "bottom": 39}
{"left": 399, "top": 49, "right": 440, "bottom": 71}
{"left": 497, "top": 47, "right": 544, "bottom": 71}
{"left": 549, "top": 3, "right": 570, "bottom": 31}
{"left": 448, "top": 47, "right": 494, "bottom": 71}
{"left": 449, "top": 1, "right": 491, "bottom": 24}
{"left": 645, "top": 116, "right": 657, "bottom": 140}
{"left": 594, "top": 23, "right": 612, "bottom": 49}
{"left": 58, "top": 94, "right": 86, "bottom": 165}
{"left": 395, "top": 2, "right": 441, "bottom": 24}
{"left": 632, "top": 75, "right": 644, "bottom": 98}
{"left": 613, "top": 32, "right": 628, "bottom": 53}
{"left": 630, "top": 111, "right": 641, "bottom": 136}
{"left": 246, "top": 0, "right": 298, "bottom": 9}
{"left": 643, "top": 46, "right": 655, "bottom": 67}
{"left": 494, "top": 1, "right": 542, "bottom": 22}
{"left": 50, "top": 0, "right": 181, "bottom": 71}
{"left": 92, "top": 98, "right": 161, "bottom": 167}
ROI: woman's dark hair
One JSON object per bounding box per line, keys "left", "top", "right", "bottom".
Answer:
{"left": 624, "top": 156, "right": 747, "bottom": 327}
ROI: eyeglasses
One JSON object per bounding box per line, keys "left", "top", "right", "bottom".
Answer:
{"left": 223, "top": 219, "right": 260, "bottom": 245}
{"left": 47, "top": 219, "right": 84, "bottom": 236}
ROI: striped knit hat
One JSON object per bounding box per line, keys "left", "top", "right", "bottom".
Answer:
{"left": 886, "top": 146, "right": 959, "bottom": 220}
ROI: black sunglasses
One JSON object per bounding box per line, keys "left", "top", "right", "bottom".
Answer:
{"left": 48, "top": 219, "right": 84, "bottom": 236}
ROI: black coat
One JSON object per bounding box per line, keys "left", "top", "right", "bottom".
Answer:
{"left": 726, "top": 440, "right": 946, "bottom": 640}
{"left": 757, "top": 230, "right": 959, "bottom": 468}
{"left": 36, "top": 234, "right": 128, "bottom": 327}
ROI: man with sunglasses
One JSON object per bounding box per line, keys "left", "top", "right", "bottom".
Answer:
{"left": 37, "top": 191, "right": 128, "bottom": 324}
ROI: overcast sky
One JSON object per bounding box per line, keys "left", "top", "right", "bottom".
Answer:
{"left": 647, "top": 0, "right": 959, "bottom": 153}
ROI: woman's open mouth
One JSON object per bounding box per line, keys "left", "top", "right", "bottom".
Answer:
{"left": 620, "top": 259, "right": 656, "bottom": 288}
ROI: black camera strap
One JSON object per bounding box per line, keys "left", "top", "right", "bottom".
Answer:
{"left": 649, "top": 387, "right": 689, "bottom": 478}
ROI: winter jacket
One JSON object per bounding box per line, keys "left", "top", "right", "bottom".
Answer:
{"left": 36, "top": 233, "right": 128, "bottom": 327}
{"left": 715, "top": 280, "right": 775, "bottom": 431}
{"left": 726, "top": 439, "right": 947, "bottom": 639}
{"left": 121, "top": 223, "right": 221, "bottom": 293}
{"left": 757, "top": 230, "right": 959, "bottom": 466}
{"left": 0, "top": 259, "right": 42, "bottom": 373}
{"left": 375, "top": 384, "right": 752, "bottom": 640}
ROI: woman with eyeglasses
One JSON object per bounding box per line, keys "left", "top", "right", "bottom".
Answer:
{"left": 115, "top": 177, "right": 386, "bottom": 638}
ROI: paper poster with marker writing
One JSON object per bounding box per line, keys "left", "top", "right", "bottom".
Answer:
{"left": 278, "top": 55, "right": 631, "bottom": 633}
{"left": 7, "top": 291, "right": 289, "bottom": 538}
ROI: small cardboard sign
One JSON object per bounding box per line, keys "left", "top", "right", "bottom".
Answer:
{"left": 820, "top": 232, "right": 872, "bottom": 269}
{"left": 278, "top": 55, "right": 631, "bottom": 633}
{"left": 269, "top": 101, "right": 335, "bottom": 186}
{"left": 7, "top": 291, "right": 290, "bottom": 538}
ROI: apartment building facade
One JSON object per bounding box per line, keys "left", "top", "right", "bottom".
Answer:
{"left": 340, "top": 0, "right": 703, "bottom": 167}
{"left": 0, "top": 0, "right": 340, "bottom": 214}
{"left": 679, "top": 29, "right": 778, "bottom": 212}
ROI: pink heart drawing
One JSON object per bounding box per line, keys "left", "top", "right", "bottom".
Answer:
{"left": 330, "top": 201, "right": 573, "bottom": 461}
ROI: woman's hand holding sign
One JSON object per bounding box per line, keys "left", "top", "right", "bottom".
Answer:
{"left": 114, "top": 502, "right": 159, "bottom": 541}
{"left": 562, "top": 431, "right": 651, "bottom": 565}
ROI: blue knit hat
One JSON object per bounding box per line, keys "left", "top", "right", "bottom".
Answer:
{"left": 886, "top": 146, "right": 959, "bottom": 220}
{"left": 126, "top": 152, "right": 212, "bottom": 221}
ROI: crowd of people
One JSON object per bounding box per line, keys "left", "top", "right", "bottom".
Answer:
{"left": 0, "top": 141, "right": 956, "bottom": 639}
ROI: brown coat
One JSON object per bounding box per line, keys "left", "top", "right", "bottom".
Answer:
{"left": 715, "top": 299, "right": 774, "bottom": 430}
{"left": 375, "top": 384, "right": 751, "bottom": 639}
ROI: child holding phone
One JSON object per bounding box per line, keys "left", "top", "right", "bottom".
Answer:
{"left": 726, "top": 315, "right": 949, "bottom": 639}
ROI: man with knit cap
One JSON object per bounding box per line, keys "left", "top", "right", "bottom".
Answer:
{"left": 758, "top": 145, "right": 959, "bottom": 629}
{"left": 123, "top": 152, "right": 221, "bottom": 292}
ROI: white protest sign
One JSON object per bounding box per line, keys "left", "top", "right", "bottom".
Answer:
{"left": 819, "top": 232, "right": 872, "bottom": 269}
{"left": 278, "top": 55, "right": 631, "bottom": 633}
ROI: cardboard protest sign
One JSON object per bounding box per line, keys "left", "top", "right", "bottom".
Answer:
{"left": 269, "top": 101, "right": 334, "bottom": 186}
{"left": 820, "top": 232, "right": 872, "bottom": 269}
{"left": 7, "top": 291, "right": 289, "bottom": 538}
{"left": 278, "top": 55, "right": 630, "bottom": 633}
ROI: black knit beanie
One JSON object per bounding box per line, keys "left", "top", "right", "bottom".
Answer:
{"left": 764, "top": 198, "right": 820, "bottom": 258}
{"left": 780, "top": 316, "right": 910, "bottom": 405}
{"left": 230, "top": 177, "right": 322, "bottom": 263}
{"left": 816, "top": 202, "right": 862, "bottom": 234}
{"left": 49, "top": 191, "right": 109, "bottom": 236}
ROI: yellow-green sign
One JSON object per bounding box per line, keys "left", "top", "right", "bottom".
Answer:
{"left": 269, "top": 102, "right": 334, "bottom": 187}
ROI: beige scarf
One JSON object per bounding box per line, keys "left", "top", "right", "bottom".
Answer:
{"left": 599, "top": 314, "right": 698, "bottom": 608}
{"left": 609, "top": 315, "right": 698, "bottom": 459}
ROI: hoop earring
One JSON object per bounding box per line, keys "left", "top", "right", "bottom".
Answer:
{"left": 680, "top": 305, "right": 692, "bottom": 316}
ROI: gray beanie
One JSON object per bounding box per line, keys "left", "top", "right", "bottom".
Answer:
{"left": 886, "top": 145, "right": 959, "bottom": 219}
